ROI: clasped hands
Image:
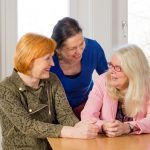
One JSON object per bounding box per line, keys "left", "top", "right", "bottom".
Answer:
{"left": 74, "top": 119, "right": 99, "bottom": 139}
{"left": 102, "top": 120, "right": 130, "bottom": 137}
{"left": 71, "top": 119, "right": 131, "bottom": 139}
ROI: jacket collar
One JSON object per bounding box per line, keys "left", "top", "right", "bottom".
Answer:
{"left": 9, "top": 69, "right": 45, "bottom": 92}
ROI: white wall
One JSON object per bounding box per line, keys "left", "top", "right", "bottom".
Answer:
{"left": 70, "top": 0, "right": 113, "bottom": 59}
{"left": 0, "top": 0, "right": 123, "bottom": 80}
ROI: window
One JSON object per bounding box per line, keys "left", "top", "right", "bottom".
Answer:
{"left": 128, "top": 0, "right": 150, "bottom": 64}
{"left": 17, "top": 0, "right": 69, "bottom": 39}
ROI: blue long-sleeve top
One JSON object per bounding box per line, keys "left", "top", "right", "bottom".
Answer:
{"left": 50, "top": 38, "right": 108, "bottom": 108}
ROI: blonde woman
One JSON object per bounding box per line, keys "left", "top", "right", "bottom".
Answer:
{"left": 0, "top": 33, "right": 99, "bottom": 150}
{"left": 81, "top": 44, "right": 150, "bottom": 137}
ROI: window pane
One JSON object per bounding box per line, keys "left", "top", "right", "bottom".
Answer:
{"left": 17, "top": 0, "right": 69, "bottom": 39}
{"left": 128, "top": 0, "right": 150, "bottom": 64}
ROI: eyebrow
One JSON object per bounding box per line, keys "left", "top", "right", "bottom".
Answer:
{"left": 108, "top": 62, "right": 121, "bottom": 67}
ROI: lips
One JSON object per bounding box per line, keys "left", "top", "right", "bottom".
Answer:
{"left": 45, "top": 68, "right": 50, "bottom": 72}
{"left": 75, "top": 55, "right": 81, "bottom": 59}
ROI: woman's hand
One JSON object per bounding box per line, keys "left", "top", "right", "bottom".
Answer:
{"left": 61, "top": 119, "right": 100, "bottom": 139}
{"left": 102, "top": 120, "right": 130, "bottom": 137}
{"left": 74, "top": 119, "right": 100, "bottom": 139}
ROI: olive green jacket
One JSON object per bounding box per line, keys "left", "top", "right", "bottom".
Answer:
{"left": 0, "top": 70, "right": 79, "bottom": 150}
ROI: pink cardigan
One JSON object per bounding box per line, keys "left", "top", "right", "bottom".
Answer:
{"left": 81, "top": 73, "right": 150, "bottom": 134}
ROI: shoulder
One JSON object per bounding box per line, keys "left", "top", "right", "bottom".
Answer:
{"left": 85, "top": 38, "right": 102, "bottom": 49}
{"left": 49, "top": 72, "right": 62, "bottom": 81}
{"left": 49, "top": 72, "right": 59, "bottom": 80}
{"left": 49, "top": 72, "right": 63, "bottom": 86}
{"left": 0, "top": 77, "right": 20, "bottom": 99}
{"left": 94, "top": 72, "right": 107, "bottom": 88}
{"left": 0, "top": 76, "right": 15, "bottom": 90}
{"left": 85, "top": 38, "right": 99, "bottom": 45}
{"left": 84, "top": 38, "right": 104, "bottom": 57}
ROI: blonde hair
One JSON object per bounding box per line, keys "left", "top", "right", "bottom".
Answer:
{"left": 106, "top": 44, "right": 150, "bottom": 117}
{"left": 14, "top": 33, "right": 56, "bottom": 74}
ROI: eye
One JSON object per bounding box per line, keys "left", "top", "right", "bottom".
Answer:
{"left": 115, "top": 66, "right": 122, "bottom": 72}
{"left": 44, "top": 55, "right": 52, "bottom": 61}
{"left": 107, "top": 62, "right": 113, "bottom": 68}
{"left": 69, "top": 47, "right": 77, "bottom": 51}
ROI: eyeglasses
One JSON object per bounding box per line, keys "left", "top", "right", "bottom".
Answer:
{"left": 62, "top": 40, "right": 86, "bottom": 53}
{"left": 108, "top": 62, "right": 122, "bottom": 72}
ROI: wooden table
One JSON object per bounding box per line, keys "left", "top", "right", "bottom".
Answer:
{"left": 48, "top": 134, "right": 150, "bottom": 150}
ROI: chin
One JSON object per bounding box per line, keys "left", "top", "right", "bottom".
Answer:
{"left": 111, "top": 83, "right": 121, "bottom": 89}
{"left": 41, "top": 74, "right": 50, "bottom": 79}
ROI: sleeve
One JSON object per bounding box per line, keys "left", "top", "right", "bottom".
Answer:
{"left": 127, "top": 97, "right": 150, "bottom": 134}
{"left": 50, "top": 74, "right": 79, "bottom": 126}
{"left": 81, "top": 75, "right": 105, "bottom": 129}
{"left": 0, "top": 83, "right": 78, "bottom": 139}
{"left": 94, "top": 41, "right": 108, "bottom": 74}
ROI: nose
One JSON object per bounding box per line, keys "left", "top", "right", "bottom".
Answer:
{"left": 108, "top": 67, "right": 115, "bottom": 73}
{"left": 50, "top": 58, "right": 55, "bottom": 66}
{"left": 75, "top": 46, "right": 83, "bottom": 55}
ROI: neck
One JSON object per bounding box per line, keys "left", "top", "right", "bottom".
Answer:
{"left": 59, "top": 58, "right": 80, "bottom": 66}
{"left": 59, "top": 58, "right": 74, "bottom": 64}
{"left": 59, "top": 59, "right": 81, "bottom": 75}
{"left": 18, "top": 72, "right": 40, "bottom": 89}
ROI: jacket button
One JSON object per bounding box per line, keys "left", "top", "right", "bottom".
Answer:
{"left": 19, "top": 87, "right": 23, "bottom": 91}
{"left": 29, "top": 109, "right": 32, "bottom": 112}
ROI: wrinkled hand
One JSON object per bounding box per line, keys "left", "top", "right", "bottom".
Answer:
{"left": 102, "top": 120, "right": 130, "bottom": 137}
{"left": 74, "top": 119, "right": 100, "bottom": 139}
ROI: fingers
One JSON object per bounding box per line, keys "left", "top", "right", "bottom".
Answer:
{"left": 83, "top": 123, "right": 100, "bottom": 133}
{"left": 106, "top": 130, "right": 122, "bottom": 137}
{"left": 102, "top": 120, "right": 125, "bottom": 137}
{"left": 105, "top": 126, "right": 118, "bottom": 132}
{"left": 74, "top": 120, "right": 100, "bottom": 139}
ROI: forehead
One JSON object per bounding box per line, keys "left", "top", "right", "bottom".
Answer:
{"left": 36, "top": 53, "right": 53, "bottom": 60}
{"left": 63, "top": 32, "right": 84, "bottom": 47}
{"left": 110, "top": 54, "right": 121, "bottom": 65}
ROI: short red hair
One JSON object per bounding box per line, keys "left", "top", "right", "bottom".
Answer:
{"left": 14, "top": 33, "right": 56, "bottom": 74}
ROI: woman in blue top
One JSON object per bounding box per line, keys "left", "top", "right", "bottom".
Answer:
{"left": 50, "top": 17, "right": 108, "bottom": 119}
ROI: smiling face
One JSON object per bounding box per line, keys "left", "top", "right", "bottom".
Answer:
{"left": 29, "top": 53, "right": 54, "bottom": 79}
{"left": 108, "top": 54, "right": 129, "bottom": 90}
{"left": 58, "top": 32, "right": 85, "bottom": 63}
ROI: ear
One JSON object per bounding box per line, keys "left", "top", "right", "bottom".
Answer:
{"left": 55, "top": 49, "right": 60, "bottom": 54}
{"left": 55, "top": 49, "right": 63, "bottom": 60}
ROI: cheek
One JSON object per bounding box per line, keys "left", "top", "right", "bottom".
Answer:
{"left": 122, "top": 76, "right": 128, "bottom": 85}
{"left": 80, "top": 50, "right": 84, "bottom": 55}
{"left": 62, "top": 52, "right": 70, "bottom": 58}
{"left": 118, "top": 76, "right": 129, "bottom": 89}
{"left": 110, "top": 74, "right": 128, "bottom": 87}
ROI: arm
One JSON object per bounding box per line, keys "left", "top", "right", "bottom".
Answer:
{"left": 60, "top": 119, "right": 99, "bottom": 139}
{"left": 101, "top": 96, "right": 150, "bottom": 136}
{"left": 50, "top": 74, "right": 100, "bottom": 139}
{"left": 127, "top": 98, "right": 150, "bottom": 134}
{"left": 81, "top": 74, "right": 106, "bottom": 130}
{"left": 50, "top": 73, "right": 79, "bottom": 126}
{"left": 0, "top": 84, "right": 63, "bottom": 138}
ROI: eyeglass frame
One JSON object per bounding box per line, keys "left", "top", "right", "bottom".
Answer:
{"left": 107, "top": 62, "right": 122, "bottom": 72}
{"left": 60, "top": 39, "right": 86, "bottom": 53}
